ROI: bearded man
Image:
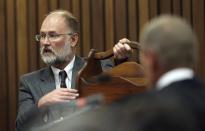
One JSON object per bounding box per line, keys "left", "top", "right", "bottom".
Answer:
{"left": 16, "top": 10, "right": 131, "bottom": 131}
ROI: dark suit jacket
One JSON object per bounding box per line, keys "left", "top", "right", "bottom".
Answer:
{"left": 16, "top": 55, "right": 113, "bottom": 131}
{"left": 113, "top": 76, "right": 205, "bottom": 131}
{"left": 155, "top": 76, "right": 205, "bottom": 131}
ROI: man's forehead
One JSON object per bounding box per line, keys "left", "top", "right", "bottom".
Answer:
{"left": 40, "top": 15, "right": 68, "bottom": 32}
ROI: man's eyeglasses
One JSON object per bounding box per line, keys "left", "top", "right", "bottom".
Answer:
{"left": 35, "top": 33, "right": 73, "bottom": 42}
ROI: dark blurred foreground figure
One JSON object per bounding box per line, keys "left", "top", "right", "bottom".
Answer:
{"left": 116, "top": 93, "right": 199, "bottom": 131}
{"left": 138, "top": 14, "right": 205, "bottom": 131}
{"left": 119, "top": 15, "right": 205, "bottom": 131}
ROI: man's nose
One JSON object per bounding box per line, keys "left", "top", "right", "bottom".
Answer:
{"left": 41, "top": 36, "right": 51, "bottom": 46}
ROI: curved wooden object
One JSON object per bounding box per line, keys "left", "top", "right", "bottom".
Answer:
{"left": 94, "top": 41, "right": 141, "bottom": 60}
{"left": 76, "top": 41, "right": 147, "bottom": 103}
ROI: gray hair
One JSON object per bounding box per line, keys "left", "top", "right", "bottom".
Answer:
{"left": 140, "top": 15, "right": 198, "bottom": 70}
{"left": 48, "top": 10, "right": 79, "bottom": 33}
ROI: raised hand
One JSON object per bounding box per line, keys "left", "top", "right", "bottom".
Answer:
{"left": 113, "top": 38, "right": 132, "bottom": 60}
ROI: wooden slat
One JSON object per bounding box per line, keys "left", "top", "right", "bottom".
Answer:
{"left": 182, "top": 0, "right": 192, "bottom": 23}
{"left": 59, "top": 0, "right": 72, "bottom": 11}
{"left": 49, "top": 0, "right": 58, "bottom": 11}
{"left": 81, "top": 0, "right": 91, "bottom": 56}
{"left": 16, "top": 0, "right": 29, "bottom": 76}
{"left": 138, "top": 0, "right": 149, "bottom": 32}
{"left": 128, "top": 0, "right": 138, "bottom": 41}
{"left": 172, "top": 0, "right": 182, "bottom": 15}
{"left": 128, "top": 0, "right": 140, "bottom": 63}
{"left": 91, "top": 0, "right": 105, "bottom": 51}
{"left": 28, "top": 0, "right": 38, "bottom": 71}
{"left": 0, "top": 0, "right": 8, "bottom": 131}
{"left": 114, "top": 0, "right": 127, "bottom": 42}
{"left": 72, "top": 0, "right": 80, "bottom": 18}
{"left": 149, "top": 0, "right": 158, "bottom": 18}
{"left": 38, "top": 0, "right": 49, "bottom": 67}
{"left": 159, "top": 0, "right": 172, "bottom": 14}
{"left": 6, "top": 0, "right": 17, "bottom": 130}
{"left": 192, "top": 0, "right": 205, "bottom": 78}
{"left": 72, "top": 0, "right": 81, "bottom": 55}
{"left": 105, "top": 0, "right": 114, "bottom": 50}
{"left": 38, "top": 0, "right": 49, "bottom": 26}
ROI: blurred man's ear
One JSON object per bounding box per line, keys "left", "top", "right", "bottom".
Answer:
{"left": 145, "top": 50, "right": 160, "bottom": 75}
{"left": 150, "top": 52, "right": 159, "bottom": 71}
{"left": 144, "top": 50, "right": 156, "bottom": 65}
{"left": 70, "top": 33, "right": 79, "bottom": 47}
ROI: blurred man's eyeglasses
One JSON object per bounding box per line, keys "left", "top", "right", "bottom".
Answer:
{"left": 35, "top": 33, "right": 73, "bottom": 42}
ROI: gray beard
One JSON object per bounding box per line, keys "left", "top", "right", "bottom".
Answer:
{"left": 41, "top": 54, "right": 63, "bottom": 65}
{"left": 40, "top": 43, "right": 73, "bottom": 66}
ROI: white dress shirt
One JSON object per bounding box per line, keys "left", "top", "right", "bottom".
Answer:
{"left": 156, "top": 68, "right": 194, "bottom": 90}
{"left": 51, "top": 56, "right": 75, "bottom": 89}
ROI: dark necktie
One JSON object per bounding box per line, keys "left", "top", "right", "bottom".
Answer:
{"left": 59, "top": 70, "right": 67, "bottom": 88}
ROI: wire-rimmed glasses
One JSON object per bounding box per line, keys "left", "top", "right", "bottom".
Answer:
{"left": 35, "top": 33, "right": 73, "bottom": 42}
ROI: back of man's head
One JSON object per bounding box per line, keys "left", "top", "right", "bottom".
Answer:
{"left": 140, "top": 15, "right": 198, "bottom": 70}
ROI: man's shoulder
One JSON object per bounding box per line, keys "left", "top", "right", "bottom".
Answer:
{"left": 20, "top": 67, "right": 50, "bottom": 80}
{"left": 162, "top": 76, "right": 205, "bottom": 91}
{"left": 157, "top": 76, "right": 205, "bottom": 100}
{"left": 75, "top": 55, "right": 85, "bottom": 64}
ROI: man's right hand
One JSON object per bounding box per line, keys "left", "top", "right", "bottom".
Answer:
{"left": 37, "top": 88, "right": 79, "bottom": 109}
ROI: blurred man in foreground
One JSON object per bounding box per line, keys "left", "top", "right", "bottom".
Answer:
{"left": 122, "top": 15, "right": 205, "bottom": 131}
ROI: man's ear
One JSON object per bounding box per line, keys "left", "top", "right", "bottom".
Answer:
{"left": 70, "top": 33, "right": 79, "bottom": 47}
{"left": 149, "top": 51, "right": 160, "bottom": 73}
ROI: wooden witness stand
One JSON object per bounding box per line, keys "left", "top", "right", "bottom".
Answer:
{"left": 76, "top": 41, "right": 148, "bottom": 104}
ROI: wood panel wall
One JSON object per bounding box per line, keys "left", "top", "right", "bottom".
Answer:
{"left": 0, "top": 0, "right": 204, "bottom": 131}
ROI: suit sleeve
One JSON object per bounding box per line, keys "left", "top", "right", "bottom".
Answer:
{"left": 100, "top": 59, "right": 114, "bottom": 70}
{"left": 16, "top": 76, "right": 46, "bottom": 131}
{"left": 100, "top": 58, "right": 129, "bottom": 71}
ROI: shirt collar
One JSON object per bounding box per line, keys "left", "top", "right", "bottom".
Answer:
{"left": 51, "top": 56, "right": 75, "bottom": 80}
{"left": 156, "top": 68, "right": 194, "bottom": 90}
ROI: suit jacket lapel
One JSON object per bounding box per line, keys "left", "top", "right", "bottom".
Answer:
{"left": 38, "top": 56, "right": 85, "bottom": 92}
{"left": 71, "top": 56, "right": 85, "bottom": 89}
{"left": 39, "top": 66, "right": 56, "bottom": 95}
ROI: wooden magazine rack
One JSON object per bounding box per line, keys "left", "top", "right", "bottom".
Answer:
{"left": 76, "top": 41, "right": 148, "bottom": 104}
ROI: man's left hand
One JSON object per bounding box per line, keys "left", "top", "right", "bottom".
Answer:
{"left": 113, "top": 38, "right": 132, "bottom": 60}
